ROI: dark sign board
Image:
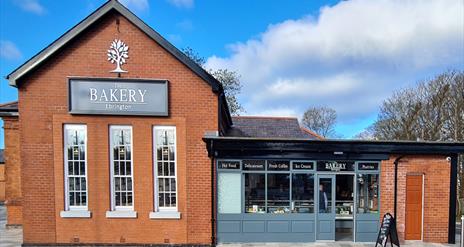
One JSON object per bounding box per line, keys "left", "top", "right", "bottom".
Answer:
{"left": 317, "top": 161, "right": 355, "bottom": 172}
{"left": 358, "top": 162, "right": 379, "bottom": 171}
{"left": 267, "top": 160, "right": 290, "bottom": 171}
{"left": 292, "top": 161, "right": 314, "bottom": 170}
{"left": 375, "top": 213, "right": 400, "bottom": 247}
{"left": 69, "top": 78, "right": 168, "bottom": 116}
{"left": 217, "top": 161, "right": 240, "bottom": 170}
{"left": 243, "top": 160, "right": 265, "bottom": 171}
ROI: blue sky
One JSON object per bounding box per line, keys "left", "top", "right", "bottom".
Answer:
{"left": 0, "top": 0, "right": 463, "bottom": 147}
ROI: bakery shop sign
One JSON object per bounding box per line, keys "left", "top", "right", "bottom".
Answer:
{"left": 317, "top": 161, "right": 355, "bottom": 172}
{"left": 68, "top": 78, "right": 168, "bottom": 116}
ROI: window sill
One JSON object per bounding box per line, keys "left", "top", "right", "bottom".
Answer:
{"left": 106, "top": 210, "right": 137, "bottom": 218}
{"left": 60, "top": 210, "right": 91, "bottom": 218}
{"left": 149, "top": 211, "right": 181, "bottom": 219}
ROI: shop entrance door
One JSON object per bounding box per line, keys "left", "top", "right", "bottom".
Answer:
{"left": 316, "top": 175, "right": 335, "bottom": 241}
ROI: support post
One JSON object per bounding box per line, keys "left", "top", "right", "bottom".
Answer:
{"left": 448, "top": 154, "right": 458, "bottom": 244}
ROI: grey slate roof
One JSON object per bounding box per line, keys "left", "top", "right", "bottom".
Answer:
{"left": 226, "top": 116, "right": 320, "bottom": 139}
{"left": 0, "top": 101, "right": 19, "bottom": 117}
{"left": 0, "top": 149, "right": 4, "bottom": 164}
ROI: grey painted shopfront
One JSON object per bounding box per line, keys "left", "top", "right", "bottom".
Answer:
{"left": 216, "top": 160, "right": 380, "bottom": 243}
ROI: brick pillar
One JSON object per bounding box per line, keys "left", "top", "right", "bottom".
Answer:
{"left": 2, "top": 116, "right": 22, "bottom": 227}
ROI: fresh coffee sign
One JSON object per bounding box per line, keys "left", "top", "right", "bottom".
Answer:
{"left": 69, "top": 79, "right": 168, "bottom": 116}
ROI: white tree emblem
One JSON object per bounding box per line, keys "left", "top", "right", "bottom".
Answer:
{"left": 107, "top": 39, "right": 129, "bottom": 73}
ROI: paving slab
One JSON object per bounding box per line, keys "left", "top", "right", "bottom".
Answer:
{"left": 0, "top": 205, "right": 22, "bottom": 247}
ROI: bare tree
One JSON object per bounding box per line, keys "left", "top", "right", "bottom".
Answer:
{"left": 364, "top": 70, "right": 464, "bottom": 206}
{"left": 210, "top": 69, "right": 244, "bottom": 115}
{"left": 302, "top": 106, "right": 337, "bottom": 138}
{"left": 181, "top": 47, "right": 245, "bottom": 115}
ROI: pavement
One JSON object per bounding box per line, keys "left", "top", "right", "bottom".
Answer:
{"left": 0, "top": 204, "right": 22, "bottom": 247}
{"left": 218, "top": 241, "right": 460, "bottom": 247}
{"left": 0, "top": 203, "right": 461, "bottom": 246}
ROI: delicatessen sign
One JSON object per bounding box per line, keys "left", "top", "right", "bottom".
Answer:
{"left": 69, "top": 78, "right": 168, "bottom": 116}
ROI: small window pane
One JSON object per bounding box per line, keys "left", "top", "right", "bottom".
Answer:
{"left": 159, "top": 193, "right": 165, "bottom": 207}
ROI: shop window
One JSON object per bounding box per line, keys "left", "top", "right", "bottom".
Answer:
{"left": 245, "top": 173, "right": 265, "bottom": 213}
{"left": 291, "top": 174, "right": 314, "bottom": 213}
{"left": 267, "top": 174, "right": 290, "bottom": 213}
{"left": 109, "top": 126, "right": 134, "bottom": 210}
{"left": 154, "top": 126, "right": 177, "bottom": 212}
{"left": 218, "top": 173, "right": 241, "bottom": 213}
{"left": 63, "top": 125, "right": 87, "bottom": 210}
{"left": 357, "top": 174, "right": 379, "bottom": 214}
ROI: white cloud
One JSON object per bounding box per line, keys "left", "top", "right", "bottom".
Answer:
{"left": 253, "top": 107, "right": 299, "bottom": 118}
{"left": 167, "top": 0, "right": 194, "bottom": 9}
{"left": 13, "top": 0, "right": 45, "bottom": 15}
{"left": 206, "top": 0, "right": 464, "bottom": 128}
{"left": 120, "top": 0, "right": 149, "bottom": 12}
{"left": 0, "top": 40, "right": 22, "bottom": 60}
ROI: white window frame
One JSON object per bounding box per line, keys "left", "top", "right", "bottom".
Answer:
{"left": 150, "top": 126, "right": 180, "bottom": 219}
{"left": 107, "top": 125, "right": 136, "bottom": 218}
{"left": 61, "top": 124, "right": 91, "bottom": 218}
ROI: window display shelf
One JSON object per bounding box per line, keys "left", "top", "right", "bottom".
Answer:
{"left": 336, "top": 200, "right": 354, "bottom": 218}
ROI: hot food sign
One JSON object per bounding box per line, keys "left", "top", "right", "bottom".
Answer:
{"left": 68, "top": 78, "right": 168, "bottom": 116}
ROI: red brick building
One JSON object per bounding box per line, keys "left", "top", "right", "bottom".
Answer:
{"left": 1, "top": 0, "right": 463, "bottom": 245}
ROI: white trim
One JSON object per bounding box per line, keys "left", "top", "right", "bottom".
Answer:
{"left": 63, "top": 124, "right": 88, "bottom": 211}
{"left": 153, "top": 126, "right": 179, "bottom": 213}
{"left": 106, "top": 210, "right": 137, "bottom": 218}
{"left": 149, "top": 211, "right": 181, "bottom": 219}
{"left": 60, "top": 210, "right": 91, "bottom": 218}
{"left": 109, "top": 125, "right": 134, "bottom": 211}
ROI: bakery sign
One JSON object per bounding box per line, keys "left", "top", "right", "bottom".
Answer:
{"left": 317, "top": 161, "right": 355, "bottom": 172}
{"left": 68, "top": 78, "right": 168, "bottom": 116}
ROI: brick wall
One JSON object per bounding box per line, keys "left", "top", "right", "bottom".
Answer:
{"left": 2, "top": 116, "right": 22, "bottom": 226}
{"left": 380, "top": 155, "right": 451, "bottom": 243}
{"left": 18, "top": 12, "right": 217, "bottom": 244}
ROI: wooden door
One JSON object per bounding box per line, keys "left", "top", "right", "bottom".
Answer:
{"left": 405, "top": 175, "right": 423, "bottom": 240}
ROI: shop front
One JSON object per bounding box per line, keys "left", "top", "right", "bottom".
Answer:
{"left": 205, "top": 137, "right": 464, "bottom": 244}
{"left": 216, "top": 159, "right": 380, "bottom": 242}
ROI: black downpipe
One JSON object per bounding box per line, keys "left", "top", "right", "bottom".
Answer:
{"left": 210, "top": 140, "right": 216, "bottom": 246}
{"left": 393, "top": 156, "right": 405, "bottom": 219}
